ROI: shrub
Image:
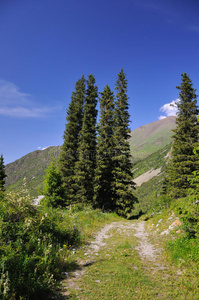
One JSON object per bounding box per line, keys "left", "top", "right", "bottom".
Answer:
{"left": 173, "top": 195, "right": 199, "bottom": 238}
{"left": 0, "top": 185, "right": 80, "bottom": 299}
{"left": 42, "top": 158, "right": 65, "bottom": 208}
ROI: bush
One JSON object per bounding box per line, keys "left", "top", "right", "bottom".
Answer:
{"left": 0, "top": 185, "right": 81, "bottom": 299}
{"left": 173, "top": 195, "right": 199, "bottom": 238}
{"left": 152, "top": 194, "right": 171, "bottom": 211}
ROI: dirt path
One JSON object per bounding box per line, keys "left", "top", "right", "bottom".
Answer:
{"left": 85, "top": 221, "right": 161, "bottom": 261}
{"left": 58, "top": 219, "right": 199, "bottom": 299}
{"left": 61, "top": 220, "right": 170, "bottom": 299}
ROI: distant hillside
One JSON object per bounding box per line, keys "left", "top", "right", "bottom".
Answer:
{"left": 5, "top": 117, "right": 176, "bottom": 202}
{"left": 5, "top": 146, "right": 61, "bottom": 196}
{"left": 129, "top": 116, "right": 176, "bottom": 161}
{"left": 133, "top": 143, "right": 172, "bottom": 213}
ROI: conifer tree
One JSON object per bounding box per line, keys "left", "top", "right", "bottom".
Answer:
{"left": 74, "top": 74, "right": 98, "bottom": 204}
{"left": 0, "top": 154, "right": 6, "bottom": 192}
{"left": 166, "top": 73, "right": 199, "bottom": 199}
{"left": 112, "top": 68, "right": 138, "bottom": 216}
{"left": 42, "top": 158, "right": 65, "bottom": 207}
{"left": 94, "top": 85, "right": 115, "bottom": 210}
{"left": 58, "top": 75, "right": 85, "bottom": 204}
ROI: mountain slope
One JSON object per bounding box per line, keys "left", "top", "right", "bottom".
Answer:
{"left": 5, "top": 116, "right": 176, "bottom": 199}
{"left": 129, "top": 116, "right": 176, "bottom": 161}
{"left": 5, "top": 146, "right": 61, "bottom": 196}
{"left": 133, "top": 143, "right": 172, "bottom": 213}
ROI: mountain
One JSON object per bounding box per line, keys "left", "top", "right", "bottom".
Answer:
{"left": 129, "top": 116, "right": 176, "bottom": 161}
{"left": 5, "top": 146, "right": 61, "bottom": 196}
{"left": 5, "top": 116, "right": 176, "bottom": 205}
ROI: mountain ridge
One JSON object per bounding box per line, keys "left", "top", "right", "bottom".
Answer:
{"left": 5, "top": 116, "right": 176, "bottom": 198}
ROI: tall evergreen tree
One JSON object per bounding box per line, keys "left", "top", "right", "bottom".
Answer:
{"left": 166, "top": 73, "right": 199, "bottom": 199}
{"left": 58, "top": 75, "right": 85, "bottom": 204}
{"left": 94, "top": 85, "right": 115, "bottom": 210}
{"left": 0, "top": 154, "right": 6, "bottom": 192}
{"left": 112, "top": 68, "right": 138, "bottom": 216}
{"left": 74, "top": 74, "right": 98, "bottom": 204}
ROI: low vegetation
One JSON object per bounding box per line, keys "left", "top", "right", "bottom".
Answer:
{"left": 0, "top": 184, "right": 121, "bottom": 299}
{"left": 146, "top": 208, "right": 199, "bottom": 298}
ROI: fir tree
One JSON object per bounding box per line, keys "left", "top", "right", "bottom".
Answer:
{"left": 58, "top": 75, "right": 85, "bottom": 204}
{"left": 74, "top": 74, "right": 98, "bottom": 204}
{"left": 112, "top": 68, "right": 138, "bottom": 216}
{"left": 0, "top": 154, "right": 6, "bottom": 192}
{"left": 166, "top": 73, "right": 199, "bottom": 199}
{"left": 42, "top": 158, "right": 65, "bottom": 207}
{"left": 94, "top": 85, "right": 115, "bottom": 210}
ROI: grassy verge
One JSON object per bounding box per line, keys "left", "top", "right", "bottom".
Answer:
{"left": 146, "top": 209, "right": 199, "bottom": 298}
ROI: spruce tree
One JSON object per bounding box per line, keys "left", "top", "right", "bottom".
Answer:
{"left": 112, "top": 68, "right": 138, "bottom": 216}
{"left": 58, "top": 75, "right": 85, "bottom": 204}
{"left": 42, "top": 158, "right": 65, "bottom": 207}
{"left": 94, "top": 85, "right": 115, "bottom": 210}
{"left": 0, "top": 154, "right": 6, "bottom": 192}
{"left": 74, "top": 74, "right": 98, "bottom": 204}
{"left": 166, "top": 73, "right": 199, "bottom": 199}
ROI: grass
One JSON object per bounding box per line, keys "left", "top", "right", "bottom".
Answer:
{"left": 146, "top": 209, "right": 199, "bottom": 299}
{"left": 65, "top": 204, "right": 122, "bottom": 241}
{"left": 62, "top": 218, "right": 199, "bottom": 299}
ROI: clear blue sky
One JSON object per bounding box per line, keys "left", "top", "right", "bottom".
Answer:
{"left": 1, "top": 0, "right": 199, "bottom": 164}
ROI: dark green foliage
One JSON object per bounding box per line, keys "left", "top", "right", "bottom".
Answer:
{"left": 166, "top": 73, "right": 199, "bottom": 199}
{"left": 94, "top": 85, "right": 115, "bottom": 210}
{"left": 112, "top": 69, "right": 138, "bottom": 216}
{"left": 58, "top": 76, "right": 86, "bottom": 204}
{"left": 0, "top": 154, "right": 6, "bottom": 192}
{"left": 172, "top": 145, "right": 199, "bottom": 238}
{"left": 42, "top": 158, "right": 65, "bottom": 208}
{"left": 74, "top": 74, "right": 98, "bottom": 204}
{"left": 0, "top": 186, "right": 81, "bottom": 299}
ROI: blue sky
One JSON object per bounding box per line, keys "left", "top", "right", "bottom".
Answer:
{"left": 1, "top": 0, "right": 199, "bottom": 164}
